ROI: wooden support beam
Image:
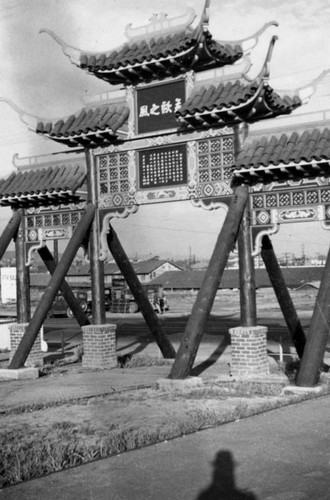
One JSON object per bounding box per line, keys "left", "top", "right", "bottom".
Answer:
{"left": 8, "top": 203, "right": 95, "bottom": 369}
{"left": 296, "top": 245, "right": 330, "bottom": 387}
{"left": 234, "top": 122, "right": 256, "bottom": 327}
{"left": 85, "top": 148, "right": 105, "bottom": 324}
{"left": 238, "top": 207, "right": 257, "bottom": 326}
{"left": 107, "top": 224, "right": 176, "bottom": 359}
{"left": 15, "top": 210, "right": 30, "bottom": 323}
{"left": 169, "top": 185, "right": 249, "bottom": 379}
{"left": 261, "top": 235, "right": 306, "bottom": 358}
{"left": 38, "top": 245, "right": 90, "bottom": 327}
{"left": 0, "top": 210, "right": 22, "bottom": 260}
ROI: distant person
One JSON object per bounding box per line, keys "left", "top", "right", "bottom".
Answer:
{"left": 153, "top": 285, "right": 165, "bottom": 313}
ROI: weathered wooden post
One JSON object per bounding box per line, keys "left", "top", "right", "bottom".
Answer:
{"left": 107, "top": 225, "right": 176, "bottom": 358}
{"left": 229, "top": 124, "right": 269, "bottom": 379}
{"left": 53, "top": 239, "right": 59, "bottom": 264}
{"left": 238, "top": 208, "right": 257, "bottom": 325}
{"left": 169, "top": 184, "right": 249, "bottom": 379}
{"left": 8, "top": 204, "right": 95, "bottom": 369}
{"left": 296, "top": 245, "right": 330, "bottom": 387}
{"left": 38, "top": 245, "right": 90, "bottom": 327}
{"left": 235, "top": 124, "right": 257, "bottom": 327}
{"left": 85, "top": 148, "right": 105, "bottom": 325}
{"left": 15, "top": 209, "right": 31, "bottom": 323}
{"left": 261, "top": 235, "right": 306, "bottom": 358}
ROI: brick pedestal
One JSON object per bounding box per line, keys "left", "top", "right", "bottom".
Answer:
{"left": 229, "top": 325, "right": 269, "bottom": 378}
{"left": 9, "top": 323, "right": 45, "bottom": 368}
{"left": 82, "top": 324, "right": 117, "bottom": 369}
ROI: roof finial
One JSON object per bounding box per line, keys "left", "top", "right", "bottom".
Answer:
{"left": 200, "top": 0, "right": 211, "bottom": 29}
{"left": 243, "top": 35, "right": 278, "bottom": 83}
{"left": 125, "top": 7, "right": 196, "bottom": 41}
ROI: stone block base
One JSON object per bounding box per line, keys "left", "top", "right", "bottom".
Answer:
{"left": 0, "top": 367, "right": 39, "bottom": 380}
{"left": 9, "top": 323, "right": 45, "bottom": 368}
{"left": 229, "top": 325, "right": 269, "bottom": 378}
{"left": 82, "top": 324, "right": 117, "bottom": 369}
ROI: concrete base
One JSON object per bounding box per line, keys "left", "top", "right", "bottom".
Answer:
{"left": 9, "top": 323, "right": 45, "bottom": 368}
{"left": 281, "top": 384, "right": 324, "bottom": 395}
{"left": 0, "top": 367, "right": 39, "bottom": 380}
{"left": 157, "top": 376, "right": 204, "bottom": 392}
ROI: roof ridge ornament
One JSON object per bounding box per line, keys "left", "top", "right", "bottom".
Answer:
{"left": 216, "top": 21, "right": 278, "bottom": 53}
{"left": 199, "top": 0, "right": 211, "bottom": 32}
{"left": 243, "top": 35, "right": 278, "bottom": 83}
{"left": 125, "top": 7, "right": 196, "bottom": 41}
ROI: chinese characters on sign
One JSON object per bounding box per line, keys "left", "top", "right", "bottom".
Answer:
{"left": 137, "top": 79, "right": 186, "bottom": 134}
{"left": 139, "top": 144, "right": 187, "bottom": 189}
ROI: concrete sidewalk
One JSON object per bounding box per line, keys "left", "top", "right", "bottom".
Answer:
{"left": 0, "top": 342, "right": 234, "bottom": 412}
{"left": 0, "top": 334, "right": 327, "bottom": 413}
{"left": 2, "top": 393, "right": 330, "bottom": 499}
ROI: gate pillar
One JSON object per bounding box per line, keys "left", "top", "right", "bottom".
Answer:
{"left": 229, "top": 325, "right": 269, "bottom": 378}
{"left": 82, "top": 323, "right": 117, "bottom": 369}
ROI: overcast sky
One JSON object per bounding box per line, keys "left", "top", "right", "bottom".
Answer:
{"left": 0, "top": 0, "right": 329, "bottom": 259}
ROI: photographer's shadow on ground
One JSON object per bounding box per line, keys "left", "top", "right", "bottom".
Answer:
{"left": 196, "top": 450, "right": 258, "bottom": 500}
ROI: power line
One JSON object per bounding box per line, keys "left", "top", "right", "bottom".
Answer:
{"left": 116, "top": 221, "right": 220, "bottom": 236}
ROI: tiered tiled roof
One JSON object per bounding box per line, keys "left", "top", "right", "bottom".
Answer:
{"left": 42, "top": 2, "right": 277, "bottom": 86}
{"left": 0, "top": 164, "right": 87, "bottom": 207}
{"left": 77, "top": 27, "right": 242, "bottom": 85}
{"left": 233, "top": 127, "right": 330, "bottom": 185}
{"left": 36, "top": 104, "right": 129, "bottom": 147}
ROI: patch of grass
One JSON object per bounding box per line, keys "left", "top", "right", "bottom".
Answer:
{"left": 2, "top": 374, "right": 330, "bottom": 489}
{"left": 118, "top": 354, "right": 173, "bottom": 368}
{"left": 51, "top": 421, "right": 77, "bottom": 432}
{"left": 182, "top": 381, "right": 285, "bottom": 399}
{"left": 1, "top": 381, "right": 317, "bottom": 491}
{"left": 0, "top": 404, "right": 258, "bottom": 488}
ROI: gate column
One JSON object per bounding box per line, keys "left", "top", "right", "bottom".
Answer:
{"left": 229, "top": 124, "right": 269, "bottom": 378}
{"left": 83, "top": 149, "right": 117, "bottom": 369}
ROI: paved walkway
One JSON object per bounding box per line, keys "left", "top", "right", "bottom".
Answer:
{"left": 0, "top": 338, "right": 235, "bottom": 411}
{"left": 2, "top": 394, "right": 330, "bottom": 499}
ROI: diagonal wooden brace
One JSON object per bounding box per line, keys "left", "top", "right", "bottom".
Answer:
{"left": 107, "top": 225, "right": 176, "bottom": 359}
{"left": 261, "top": 235, "right": 306, "bottom": 358}
{"left": 169, "top": 185, "right": 249, "bottom": 379}
{"left": 0, "top": 210, "right": 22, "bottom": 260}
{"left": 8, "top": 204, "right": 96, "bottom": 369}
{"left": 296, "top": 244, "right": 330, "bottom": 387}
{"left": 38, "top": 245, "right": 90, "bottom": 327}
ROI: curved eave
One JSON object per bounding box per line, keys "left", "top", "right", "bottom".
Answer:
{"left": 232, "top": 158, "right": 330, "bottom": 187}
{"left": 0, "top": 189, "right": 85, "bottom": 208}
{"left": 41, "top": 18, "right": 278, "bottom": 86}
{"left": 36, "top": 105, "right": 130, "bottom": 148}
{"left": 80, "top": 30, "right": 243, "bottom": 85}
{"left": 232, "top": 127, "right": 330, "bottom": 186}
{"left": 0, "top": 165, "right": 87, "bottom": 208}
{"left": 36, "top": 128, "right": 125, "bottom": 148}
{"left": 176, "top": 82, "right": 302, "bottom": 130}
